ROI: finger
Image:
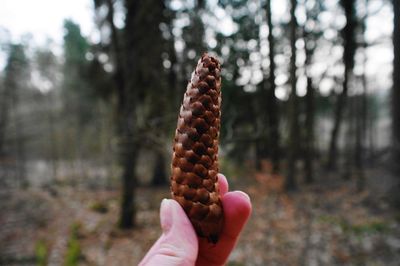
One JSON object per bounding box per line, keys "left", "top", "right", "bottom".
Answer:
{"left": 197, "top": 191, "right": 252, "bottom": 265}
{"left": 217, "top": 173, "right": 228, "bottom": 196}
{"left": 139, "top": 199, "right": 199, "bottom": 266}
{"left": 220, "top": 191, "right": 251, "bottom": 242}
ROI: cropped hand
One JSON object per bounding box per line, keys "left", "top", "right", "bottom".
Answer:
{"left": 139, "top": 174, "right": 252, "bottom": 266}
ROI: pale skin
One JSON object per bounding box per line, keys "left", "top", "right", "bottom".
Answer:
{"left": 139, "top": 174, "right": 252, "bottom": 266}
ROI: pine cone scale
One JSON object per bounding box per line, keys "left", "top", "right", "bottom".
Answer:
{"left": 170, "top": 53, "right": 223, "bottom": 243}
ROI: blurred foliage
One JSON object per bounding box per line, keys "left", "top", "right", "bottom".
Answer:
{"left": 0, "top": 0, "right": 399, "bottom": 264}
{"left": 318, "top": 215, "right": 391, "bottom": 235}
{"left": 89, "top": 201, "right": 109, "bottom": 214}
{"left": 64, "top": 222, "right": 82, "bottom": 266}
{"left": 0, "top": 0, "right": 397, "bottom": 235}
{"left": 0, "top": 0, "right": 394, "bottom": 187}
{"left": 35, "top": 240, "right": 48, "bottom": 266}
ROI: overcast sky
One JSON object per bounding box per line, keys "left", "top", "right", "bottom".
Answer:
{"left": 0, "top": 0, "right": 94, "bottom": 70}
{"left": 0, "top": 0, "right": 94, "bottom": 44}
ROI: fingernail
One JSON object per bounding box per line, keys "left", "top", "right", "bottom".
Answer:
{"left": 160, "top": 199, "right": 173, "bottom": 234}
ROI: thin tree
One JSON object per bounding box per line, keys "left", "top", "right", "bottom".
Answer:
{"left": 286, "top": 0, "right": 299, "bottom": 191}
{"left": 94, "top": 0, "right": 139, "bottom": 228}
{"left": 303, "top": 34, "right": 316, "bottom": 184}
{"left": 302, "top": 1, "right": 323, "bottom": 184}
{"left": 3, "top": 44, "right": 30, "bottom": 186}
{"left": 355, "top": 0, "right": 369, "bottom": 190}
{"left": 392, "top": 0, "right": 400, "bottom": 196}
{"left": 265, "top": 0, "right": 280, "bottom": 173}
{"left": 35, "top": 48, "right": 60, "bottom": 180}
{"left": 327, "top": 0, "right": 357, "bottom": 170}
{"left": 0, "top": 73, "right": 8, "bottom": 158}
{"left": 117, "top": 0, "right": 140, "bottom": 228}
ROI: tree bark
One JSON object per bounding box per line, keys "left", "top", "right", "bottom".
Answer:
{"left": 117, "top": 0, "right": 139, "bottom": 229}
{"left": 11, "top": 83, "right": 27, "bottom": 187}
{"left": 303, "top": 20, "right": 316, "bottom": 184}
{"left": 0, "top": 82, "right": 9, "bottom": 157}
{"left": 304, "top": 76, "right": 315, "bottom": 184}
{"left": 265, "top": 0, "right": 280, "bottom": 173}
{"left": 105, "top": 0, "right": 126, "bottom": 114}
{"left": 355, "top": 2, "right": 369, "bottom": 191}
{"left": 342, "top": 95, "right": 355, "bottom": 180}
{"left": 119, "top": 137, "right": 138, "bottom": 228}
{"left": 327, "top": 0, "right": 357, "bottom": 170}
{"left": 392, "top": 0, "right": 400, "bottom": 178}
{"left": 286, "top": 0, "right": 299, "bottom": 191}
{"left": 151, "top": 150, "right": 167, "bottom": 186}
{"left": 354, "top": 94, "right": 365, "bottom": 190}
{"left": 94, "top": 0, "right": 137, "bottom": 226}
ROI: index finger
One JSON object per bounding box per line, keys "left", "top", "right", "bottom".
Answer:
{"left": 196, "top": 190, "right": 252, "bottom": 265}
{"left": 217, "top": 173, "right": 228, "bottom": 196}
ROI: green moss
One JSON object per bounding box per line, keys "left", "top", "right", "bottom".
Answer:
{"left": 35, "top": 240, "right": 48, "bottom": 266}
{"left": 349, "top": 222, "right": 390, "bottom": 235}
{"left": 64, "top": 222, "right": 82, "bottom": 266}
{"left": 318, "top": 215, "right": 390, "bottom": 235}
{"left": 89, "top": 201, "right": 108, "bottom": 214}
{"left": 227, "top": 262, "right": 246, "bottom": 266}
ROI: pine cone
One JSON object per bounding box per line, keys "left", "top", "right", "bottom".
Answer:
{"left": 170, "top": 53, "right": 223, "bottom": 243}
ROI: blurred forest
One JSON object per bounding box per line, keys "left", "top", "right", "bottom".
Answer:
{"left": 0, "top": 0, "right": 400, "bottom": 265}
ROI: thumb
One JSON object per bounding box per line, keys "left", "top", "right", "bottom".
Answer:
{"left": 139, "top": 199, "right": 198, "bottom": 266}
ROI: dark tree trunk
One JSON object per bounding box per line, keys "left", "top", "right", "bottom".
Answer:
{"left": 392, "top": 0, "right": 400, "bottom": 179}
{"left": 304, "top": 76, "right": 315, "bottom": 184}
{"left": 343, "top": 96, "right": 355, "bottom": 180}
{"left": 47, "top": 94, "right": 58, "bottom": 180}
{"left": 355, "top": 4, "right": 369, "bottom": 191}
{"left": 355, "top": 94, "right": 365, "bottom": 190}
{"left": 303, "top": 22, "right": 316, "bottom": 184}
{"left": 0, "top": 83, "right": 9, "bottom": 157}
{"left": 95, "top": 0, "right": 136, "bottom": 225}
{"left": 117, "top": 0, "right": 140, "bottom": 229}
{"left": 11, "top": 87, "right": 27, "bottom": 187}
{"left": 327, "top": 80, "right": 347, "bottom": 170}
{"left": 151, "top": 151, "right": 167, "bottom": 186}
{"left": 254, "top": 136, "right": 262, "bottom": 171}
{"left": 119, "top": 139, "right": 138, "bottom": 228}
{"left": 286, "top": 0, "right": 299, "bottom": 191}
{"left": 106, "top": 0, "right": 126, "bottom": 114}
{"left": 265, "top": 0, "right": 280, "bottom": 173}
{"left": 327, "top": 0, "right": 357, "bottom": 170}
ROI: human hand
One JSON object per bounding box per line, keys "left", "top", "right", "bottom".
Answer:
{"left": 139, "top": 174, "right": 252, "bottom": 266}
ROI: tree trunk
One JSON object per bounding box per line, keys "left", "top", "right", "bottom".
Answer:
{"left": 151, "top": 150, "right": 167, "bottom": 186}
{"left": 47, "top": 93, "right": 58, "bottom": 180}
{"left": 286, "top": 0, "right": 299, "bottom": 191}
{"left": 106, "top": 0, "right": 126, "bottom": 114}
{"left": 265, "top": 0, "right": 280, "bottom": 173}
{"left": 303, "top": 22, "right": 316, "bottom": 184}
{"left": 94, "top": 0, "right": 135, "bottom": 216}
{"left": 356, "top": 2, "right": 369, "bottom": 191}
{"left": 0, "top": 83, "right": 9, "bottom": 157}
{"left": 343, "top": 96, "right": 355, "bottom": 180}
{"left": 119, "top": 135, "right": 138, "bottom": 228}
{"left": 392, "top": 0, "right": 400, "bottom": 183}
{"left": 12, "top": 88, "right": 27, "bottom": 187}
{"left": 327, "top": 0, "right": 356, "bottom": 170}
{"left": 354, "top": 94, "right": 365, "bottom": 190}
{"left": 304, "top": 76, "right": 315, "bottom": 184}
{"left": 116, "top": 0, "right": 139, "bottom": 229}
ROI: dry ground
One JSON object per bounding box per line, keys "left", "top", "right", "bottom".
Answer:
{"left": 0, "top": 167, "right": 399, "bottom": 266}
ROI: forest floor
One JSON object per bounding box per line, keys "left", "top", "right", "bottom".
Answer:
{"left": 0, "top": 163, "right": 400, "bottom": 266}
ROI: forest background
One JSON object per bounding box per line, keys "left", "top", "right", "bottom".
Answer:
{"left": 0, "top": 0, "right": 399, "bottom": 265}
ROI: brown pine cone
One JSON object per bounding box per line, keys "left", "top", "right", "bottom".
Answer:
{"left": 170, "top": 53, "right": 223, "bottom": 243}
